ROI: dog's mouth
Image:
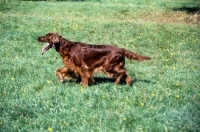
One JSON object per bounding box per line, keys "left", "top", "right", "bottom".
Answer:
{"left": 41, "top": 43, "right": 53, "bottom": 55}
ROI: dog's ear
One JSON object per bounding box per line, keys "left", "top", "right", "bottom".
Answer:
{"left": 47, "top": 32, "right": 61, "bottom": 44}
{"left": 51, "top": 34, "right": 59, "bottom": 43}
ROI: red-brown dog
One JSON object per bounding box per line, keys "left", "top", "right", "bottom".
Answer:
{"left": 38, "top": 32, "right": 151, "bottom": 87}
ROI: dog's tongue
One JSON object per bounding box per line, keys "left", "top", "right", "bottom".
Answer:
{"left": 41, "top": 43, "right": 52, "bottom": 55}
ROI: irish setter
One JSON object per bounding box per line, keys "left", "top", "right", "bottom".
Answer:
{"left": 38, "top": 32, "right": 151, "bottom": 87}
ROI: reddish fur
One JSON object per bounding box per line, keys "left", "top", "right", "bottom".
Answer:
{"left": 38, "top": 32, "right": 151, "bottom": 87}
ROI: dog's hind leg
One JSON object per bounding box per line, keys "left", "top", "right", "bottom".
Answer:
{"left": 114, "top": 69, "right": 126, "bottom": 85}
{"left": 114, "top": 71, "right": 132, "bottom": 85}
{"left": 123, "top": 73, "right": 132, "bottom": 85}
{"left": 104, "top": 64, "right": 127, "bottom": 85}
{"left": 103, "top": 54, "right": 127, "bottom": 85}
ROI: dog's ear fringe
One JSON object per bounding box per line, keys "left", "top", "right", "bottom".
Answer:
{"left": 41, "top": 43, "right": 52, "bottom": 55}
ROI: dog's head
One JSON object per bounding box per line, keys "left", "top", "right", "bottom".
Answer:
{"left": 38, "top": 32, "right": 60, "bottom": 44}
{"left": 37, "top": 32, "right": 61, "bottom": 55}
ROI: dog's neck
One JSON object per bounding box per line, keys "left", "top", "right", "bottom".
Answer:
{"left": 54, "top": 39, "right": 70, "bottom": 58}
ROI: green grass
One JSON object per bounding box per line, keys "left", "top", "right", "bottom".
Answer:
{"left": 0, "top": 0, "right": 200, "bottom": 131}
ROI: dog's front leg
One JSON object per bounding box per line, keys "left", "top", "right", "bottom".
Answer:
{"left": 79, "top": 69, "right": 94, "bottom": 87}
{"left": 79, "top": 61, "right": 95, "bottom": 86}
{"left": 80, "top": 73, "right": 89, "bottom": 87}
{"left": 56, "top": 67, "right": 66, "bottom": 83}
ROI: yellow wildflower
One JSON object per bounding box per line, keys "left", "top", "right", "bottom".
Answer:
{"left": 47, "top": 80, "right": 51, "bottom": 84}
{"left": 80, "top": 88, "right": 84, "bottom": 93}
{"left": 123, "top": 118, "right": 126, "bottom": 120}
{"left": 48, "top": 127, "right": 53, "bottom": 131}
{"left": 64, "top": 121, "right": 68, "bottom": 126}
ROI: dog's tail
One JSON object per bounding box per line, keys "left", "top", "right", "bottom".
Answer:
{"left": 122, "top": 48, "right": 151, "bottom": 61}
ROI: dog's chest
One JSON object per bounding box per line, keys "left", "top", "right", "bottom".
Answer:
{"left": 59, "top": 47, "right": 70, "bottom": 57}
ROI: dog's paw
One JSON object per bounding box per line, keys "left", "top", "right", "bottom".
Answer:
{"left": 60, "top": 79, "right": 64, "bottom": 83}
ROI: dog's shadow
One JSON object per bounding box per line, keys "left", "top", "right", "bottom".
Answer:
{"left": 93, "top": 77, "right": 153, "bottom": 86}
{"left": 66, "top": 77, "right": 154, "bottom": 86}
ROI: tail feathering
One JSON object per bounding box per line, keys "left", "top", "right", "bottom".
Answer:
{"left": 123, "top": 48, "right": 151, "bottom": 60}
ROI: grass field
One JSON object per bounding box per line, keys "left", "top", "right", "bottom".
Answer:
{"left": 0, "top": 0, "right": 200, "bottom": 131}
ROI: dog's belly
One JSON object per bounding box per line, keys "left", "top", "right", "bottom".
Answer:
{"left": 93, "top": 66, "right": 103, "bottom": 74}
{"left": 93, "top": 66, "right": 117, "bottom": 78}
